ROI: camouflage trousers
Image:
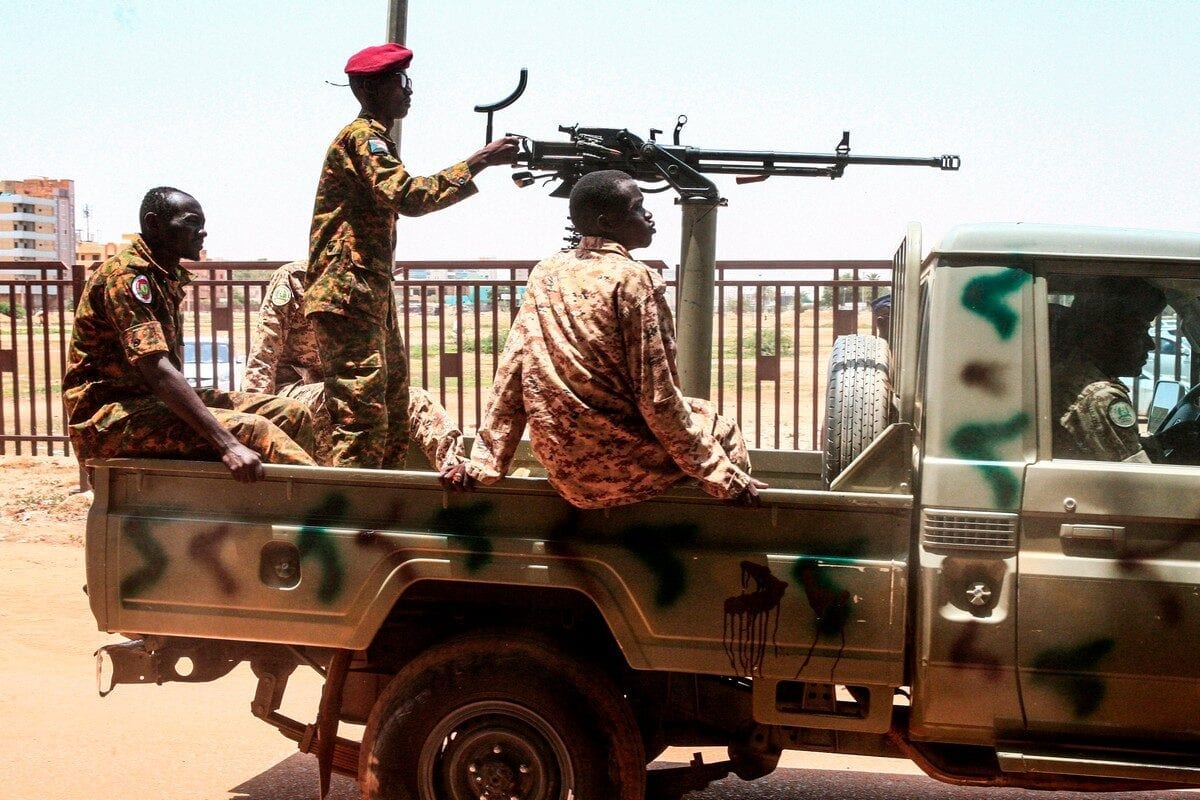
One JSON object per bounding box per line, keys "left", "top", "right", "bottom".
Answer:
{"left": 687, "top": 397, "right": 752, "bottom": 472}
{"left": 279, "top": 381, "right": 464, "bottom": 470}
{"left": 277, "top": 381, "right": 333, "bottom": 465}
{"left": 72, "top": 388, "right": 316, "bottom": 465}
{"left": 309, "top": 306, "right": 409, "bottom": 469}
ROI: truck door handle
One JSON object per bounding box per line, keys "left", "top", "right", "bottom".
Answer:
{"left": 1059, "top": 524, "right": 1125, "bottom": 546}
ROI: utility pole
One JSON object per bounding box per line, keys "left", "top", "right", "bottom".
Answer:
{"left": 386, "top": 0, "right": 408, "bottom": 150}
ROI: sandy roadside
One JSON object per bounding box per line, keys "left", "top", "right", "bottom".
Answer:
{"left": 0, "top": 456, "right": 357, "bottom": 799}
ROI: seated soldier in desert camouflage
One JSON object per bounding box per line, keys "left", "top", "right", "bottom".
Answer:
{"left": 63, "top": 188, "right": 315, "bottom": 483}
{"left": 243, "top": 260, "right": 465, "bottom": 469}
{"left": 1051, "top": 276, "right": 1200, "bottom": 461}
{"left": 443, "top": 170, "right": 767, "bottom": 508}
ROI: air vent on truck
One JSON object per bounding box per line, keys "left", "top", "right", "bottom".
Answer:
{"left": 921, "top": 509, "right": 1018, "bottom": 553}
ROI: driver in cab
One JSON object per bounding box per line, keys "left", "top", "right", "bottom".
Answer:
{"left": 1052, "top": 277, "right": 1199, "bottom": 462}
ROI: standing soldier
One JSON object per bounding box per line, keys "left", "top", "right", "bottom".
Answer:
{"left": 63, "top": 188, "right": 316, "bottom": 483}
{"left": 306, "top": 43, "right": 518, "bottom": 468}
{"left": 244, "top": 260, "right": 466, "bottom": 469}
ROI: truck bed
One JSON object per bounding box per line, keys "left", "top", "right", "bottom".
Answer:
{"left": 86, "top": 448, "right": 912, "bottom": 697}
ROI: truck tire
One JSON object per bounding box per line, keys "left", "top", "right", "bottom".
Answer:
{"left": 359, "top": 631, "right": 645, "bottom": 800}
{"left": 821, "top": 334, "right": 892, "bottom": 486}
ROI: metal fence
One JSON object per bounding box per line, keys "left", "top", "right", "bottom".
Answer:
{"left": 0, "top": 259, "right": 889, "bottom": 458}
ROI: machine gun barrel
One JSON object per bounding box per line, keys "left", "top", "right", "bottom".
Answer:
{"left": 685, "top": 148, "right": 960, "bottom": 170}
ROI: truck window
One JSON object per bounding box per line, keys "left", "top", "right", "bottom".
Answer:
{"left": 1047, "top": 274, "right": 1196, "bottom": 462}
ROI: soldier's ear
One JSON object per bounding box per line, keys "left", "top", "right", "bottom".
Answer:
{"left": 594, "top": 211, "right": 614, "bottom": 236}
{"left": 141, "top": 211, "right": 162, "bottom": 239}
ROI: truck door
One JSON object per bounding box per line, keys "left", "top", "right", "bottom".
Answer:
{"left": 1018, "top": 271, "right": 1200, "bottom": 750}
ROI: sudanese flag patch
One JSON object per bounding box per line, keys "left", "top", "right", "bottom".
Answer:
{"left": 1107, "top": 399, "right": 1137, "bottom": 429}
{"left": 131, "top": 275, "right": 153, "bottom": 304}
{"left": 270, "top": 283, "right": 292, "bottom": 307}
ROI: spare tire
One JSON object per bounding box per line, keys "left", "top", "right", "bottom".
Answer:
{"left": 822, "top": 334, "right": 892, "bottom": 487}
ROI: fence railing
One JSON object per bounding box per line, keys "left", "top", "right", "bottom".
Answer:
{"left": 0, "top": 259, "right": 890, "bottom": 458}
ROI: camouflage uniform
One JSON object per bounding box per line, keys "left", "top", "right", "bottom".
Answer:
{"left": 466, "top": 237, "right": 752, "bottom": 509}
{"left": 305, "top": 115, "right": 476, "bottom": 469}
{"left": 245, "top": 260, "right": 464, "bottom": 468}
{"left": 1051, "top": 350, "right": 1149, "bottom": 462}
{"left": 63, "top": 237, "right": 315, "bottom": 465}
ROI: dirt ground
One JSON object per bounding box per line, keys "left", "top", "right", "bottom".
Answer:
{"left": 0, "top": 454, "right": 91, "bottom": 545}
{"left": 0, "top": 455, "right": 359, "bottom": 799}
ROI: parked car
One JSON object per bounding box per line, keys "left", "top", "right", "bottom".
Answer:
{"left": 181, "top": 338, "right": 242, "bottom": 391}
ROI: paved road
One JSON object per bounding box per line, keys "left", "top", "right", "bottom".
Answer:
{"left": 1, "top": 542, "right": 1186, "bottom": 800}
{"left": 226, "top": 751, "right": 1186, "bottom": 800}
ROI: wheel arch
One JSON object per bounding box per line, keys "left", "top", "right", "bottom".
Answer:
{"left": 362, "top": 578, "right": 641, "bottom": 678}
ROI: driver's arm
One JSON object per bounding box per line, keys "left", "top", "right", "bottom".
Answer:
{"left": 1060, "top": 381, "right": 1147, "bottom": 462}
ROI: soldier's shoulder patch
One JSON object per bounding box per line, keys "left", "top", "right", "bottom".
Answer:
{"left": 1107, "top": 399, "right": 1137, "bottom": 428}
{"left": 367, "top": 139, "right": 389, "bottom": 155}
{"left": 270, "top": 283, "right": 293, "bottom": 307}
{"left": 130, "top": 275, "right": 153, "bottom": 304}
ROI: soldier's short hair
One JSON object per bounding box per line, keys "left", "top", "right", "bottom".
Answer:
{"left": 569, "top": 170, "right": 635, "bottom": 233}
{"left": 1071, "top": 277, "right": 1165, "bottom": 324}
{"left": 349, "top": 73, "right": 391, "bottom": 106}
{"left": 1059, "top": 276, "right": 1165, "bottom": 351}
{"left": 139, "top": 187, "right": 192, "bottom": 226}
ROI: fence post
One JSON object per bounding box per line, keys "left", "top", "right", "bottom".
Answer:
{"left": 70, "top": 262, "right": 85, "bottom": 310}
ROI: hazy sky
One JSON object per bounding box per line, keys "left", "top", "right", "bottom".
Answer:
{"left": 3, "top": 1, "right": 1198, "bottom": 265}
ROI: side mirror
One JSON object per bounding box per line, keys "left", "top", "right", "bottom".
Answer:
{"left": 1149, "top": 380, "right": 1186, "bottom": 433}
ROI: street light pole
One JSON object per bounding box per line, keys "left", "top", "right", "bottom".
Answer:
{"left": 385, "top": 0, "right": 408, "bottom": 150}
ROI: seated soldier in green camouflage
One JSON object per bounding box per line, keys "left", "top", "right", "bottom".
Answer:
{"left": 1051, "top": 277, "right": 1199, "bottom": 461}
{"left": 63, "top": 187, "right": 316, "bottom": 483}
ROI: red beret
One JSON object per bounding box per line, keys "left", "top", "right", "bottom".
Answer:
{"left": 344, "top": 43, "right": 413, "bottom": 76}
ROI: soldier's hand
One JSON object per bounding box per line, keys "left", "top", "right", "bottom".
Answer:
{"left": 466, "top": 136, "right": 521, "bottom": 173}
{"left": 221, "top": 442, "right": 265, "bottom": 483}
{"left": 731, "top": 477, "right": 769, "bottom": 508}
{"left": 440, "top": 462, "right": 477, "bottom": 492}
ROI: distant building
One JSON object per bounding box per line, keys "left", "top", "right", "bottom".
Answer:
{"left": 75, "top": 238, "right": 122, "bottom": 268}
{"left": 0, "top": 177, "right": 75, "bottom": 267}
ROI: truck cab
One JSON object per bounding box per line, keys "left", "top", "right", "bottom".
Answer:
{"left": 906, "top": 223, "right": 1200, "bottom": 782}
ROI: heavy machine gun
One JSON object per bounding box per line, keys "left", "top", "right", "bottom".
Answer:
{"left": 512, "top": 119, "right": 960, "bottom": 201}
{"left": 477, "top": 71, "right": 960, "bottom": 201}
{"left": 475, "top": 70, "right": 961, "bottom": 397}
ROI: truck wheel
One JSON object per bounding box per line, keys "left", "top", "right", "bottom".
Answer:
{"left": 359, "top": 631, "right": 645, "bottom": 800}
{"left": 821, "top": 334, "right": 891, "bottom": 486}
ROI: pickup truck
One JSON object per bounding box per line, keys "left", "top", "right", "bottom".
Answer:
{"left": 87, "top": 223, "right": 1200, "bottom": 800}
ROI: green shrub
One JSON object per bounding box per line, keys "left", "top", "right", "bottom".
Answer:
{"left": 0, "top": 301, "right": 26, "bottom": 318}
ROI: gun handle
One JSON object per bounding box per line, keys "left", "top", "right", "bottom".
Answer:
{"left": 475, "top": 68, "right": 528, "bottom": 146}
